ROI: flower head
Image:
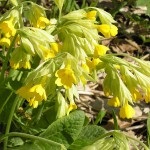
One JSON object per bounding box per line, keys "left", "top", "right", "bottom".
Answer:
{"left": 130, "top": 88, "right": 143, "bottom": 102}
{"left": 0, "top": 37, "right": 10, "bottom": 48}
{"left": 94, "top": 44, "right": 109, "bottom": 57}
{"left": 36, "top": 16, "right": 50, "bottom": 29}
{"left": 55, "top": 65, "right": 77, "bottom": 89}
{"left": 97, "top": 24, "right": 118, "bottom": 38}
{"left": 0, "top": 17, "right": 16, "bottom": 38}
{"left": 16, "top": 84, "right": 47, "bottom": 108}
{"left": 107, "top": 97, "right": 121, "bottom": 107}
{"left": 50, "top": 42, "right": 61, "bottom": 53}
{"left": 86, "top": 58, "right": 100, "bottom": 70}
{"left": 86, "top": 11, "right": 97, "bottom": 20}
{"left": 39, "top": 45, "right": 55, "bottom": 60}
{"left": 119, "top": 102, "right": 135, "bottom": 119}
{"left": 10, "top": 60, "right": 31, "bottom": 70}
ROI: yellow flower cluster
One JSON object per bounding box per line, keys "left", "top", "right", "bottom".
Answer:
{"left": 17, "top": 84, "right": 47, "bottom": 108}
{"left": 4, "top": 3, "right": 148, "bottom": 120}
{"left": 108, "top": 97, "right": 135, "bottom": 119}
{"left": 55, "top": 65, "right": 77, "bottom": 89}
{"left": 0, "top": 17, "right": 16, "bottom": 47}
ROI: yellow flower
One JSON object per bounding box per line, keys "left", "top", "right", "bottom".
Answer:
{"left": 0, "top": 17, "right": 16, "bottom": 38}
{"left": 0, "top": 37, "right": 10, "bottom": 48}
{"left": 119, "top": 102, "right": 135, "bottom": 119}
{"left": 9, "top": 60, "right": 19, "bottom": 70}
{"left": 86, "top": 11, "right": 97, "bottom": 20}
{"left": 130, "top": 88, "right": 143, "bottom": 102}
{"left": 20, "top": 61, "right": 31, "bottom": 69}
{"left": 39, "top": 45, "right": 56, "bottom": 60}
{"left": 86, "top": 58, "right": 101, "bottom": 69}
{"left": 107, "top": 97, "right": 121, "bottom": 107}
{"left": 16, "top": 84, "right": 47, "bottom": 108}
{"left": 67, "top": 103, "right": 77, "bottom": 115}
{"left": 36, "top": 17, "right": 50, "bottom": 29}
{"left": 97, "top": 24, "right": 118, "bottom": 38}
{"left": 10, "top": 59, "right": 31, "bottom": 70}
{"left": 94, "top": 44, "right": 109, "bottom": 57}
{"left": 55, "top": 65, "right": 77, "bottom": 89}
{"left": 50, "top": 42, "right": 61, "bottom": 53}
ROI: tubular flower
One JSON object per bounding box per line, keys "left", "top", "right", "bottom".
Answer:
{"left": 97, "top": 24, "right": 118, "bottom": 38}
{"left": 0, "top": 17, "right": 16, "bottom": 38}
{"left": 107, "top": 97, "right": 121, "bottom": 107}
{"left": 50, "top": 42, "right": 61, "bottom": 53}
{"left": 94, "top": 44, "right": 109, "bottom": 57}
{"left": 86, "top": 11, "right": 97, "bottom": 20}
{"left": 36, "top": 16, "right": 50, "bottom": 29}
{"left": 86, "top": 58, "right": 101, "bottom": 70}
{"left": 0, "top": 37, "right": 10, "bottom": 48}
{"left": 16, "top": 84, "right": 47, "bottom": 108}
{"left": 55, "top": 65, "right": 77, "bottom": 89}
{"left": 39, "top": 45, "right": 55, "bottom": 60}
{"left": 67, "top": 103, "right": 77, "bottom": 115}
{"left": 130, "top": 88, "right": 143, "bottom": 102}
{"left": 119, "top": 102, "right": 135, "bottom": 119}
{"left": 9, "top": 59, "right": 31, "bottom": 69}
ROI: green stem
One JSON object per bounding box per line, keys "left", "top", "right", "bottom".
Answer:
{"left": 0, "top": 34, "right": 18, "bottom": 82}
{"left": 1, "top": 132, "right": 66, "bottom": 150}
{"left": 3, "top": 96, "right": 20, "bottom": 150}
{"left": 0, "top": 91, "right": 13, "bottom": 114}
{"left": 32, "top": 102, "right": 45, "bottom": 125}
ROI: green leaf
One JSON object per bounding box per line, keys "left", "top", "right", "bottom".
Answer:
{"left": 69, "top": 125, "right": 106, "bottom": 149}
{"left": 54, "top": 0, "right": 65, "bottom": 12}
{"left": 10, "top": 0, "right": 19, "bottom": 6}
{"left": 21, "top": 37, "right": 35, "bottom": 55}
{"left": 94, "top": 110, "right": 106, "bottom": 125}
{"left": 39, "top": 110, "right": 85, "bottom": 148}
{"left": 8, "top": 137, "right": 24, "bottom": 147}
{"left": 0, "top": 89, "right": 15, "bottom": 124}
{"left": 62, "top": 9, "right": 86, "bottom": 20}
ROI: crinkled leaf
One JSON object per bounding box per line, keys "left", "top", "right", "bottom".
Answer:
{"left": 39, "top": 110, "right": 85, "bottom": 148}
{"left": 69, "top": 125, "right": 106, "bottom": 149}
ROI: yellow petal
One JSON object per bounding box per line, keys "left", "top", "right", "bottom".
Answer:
{"left": 86, "top": 11, "right": 97, "bottom": 20}
{"left": 97, "top": 24, "right": 118, "bottom": 38}
{"left": 0, "top": 38, "right": 10, "bottom": 48}
{"left": 119, "top": 102, "right": 135, "bottom": 119}
{"left": 107, "top": 97, "right": 120, "bottom": 107}
{"left": 36, "top": 17, "right": 50, "bottom": 29}
{"left": 94, "top": 44, "right": 109, "bottom": 57}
